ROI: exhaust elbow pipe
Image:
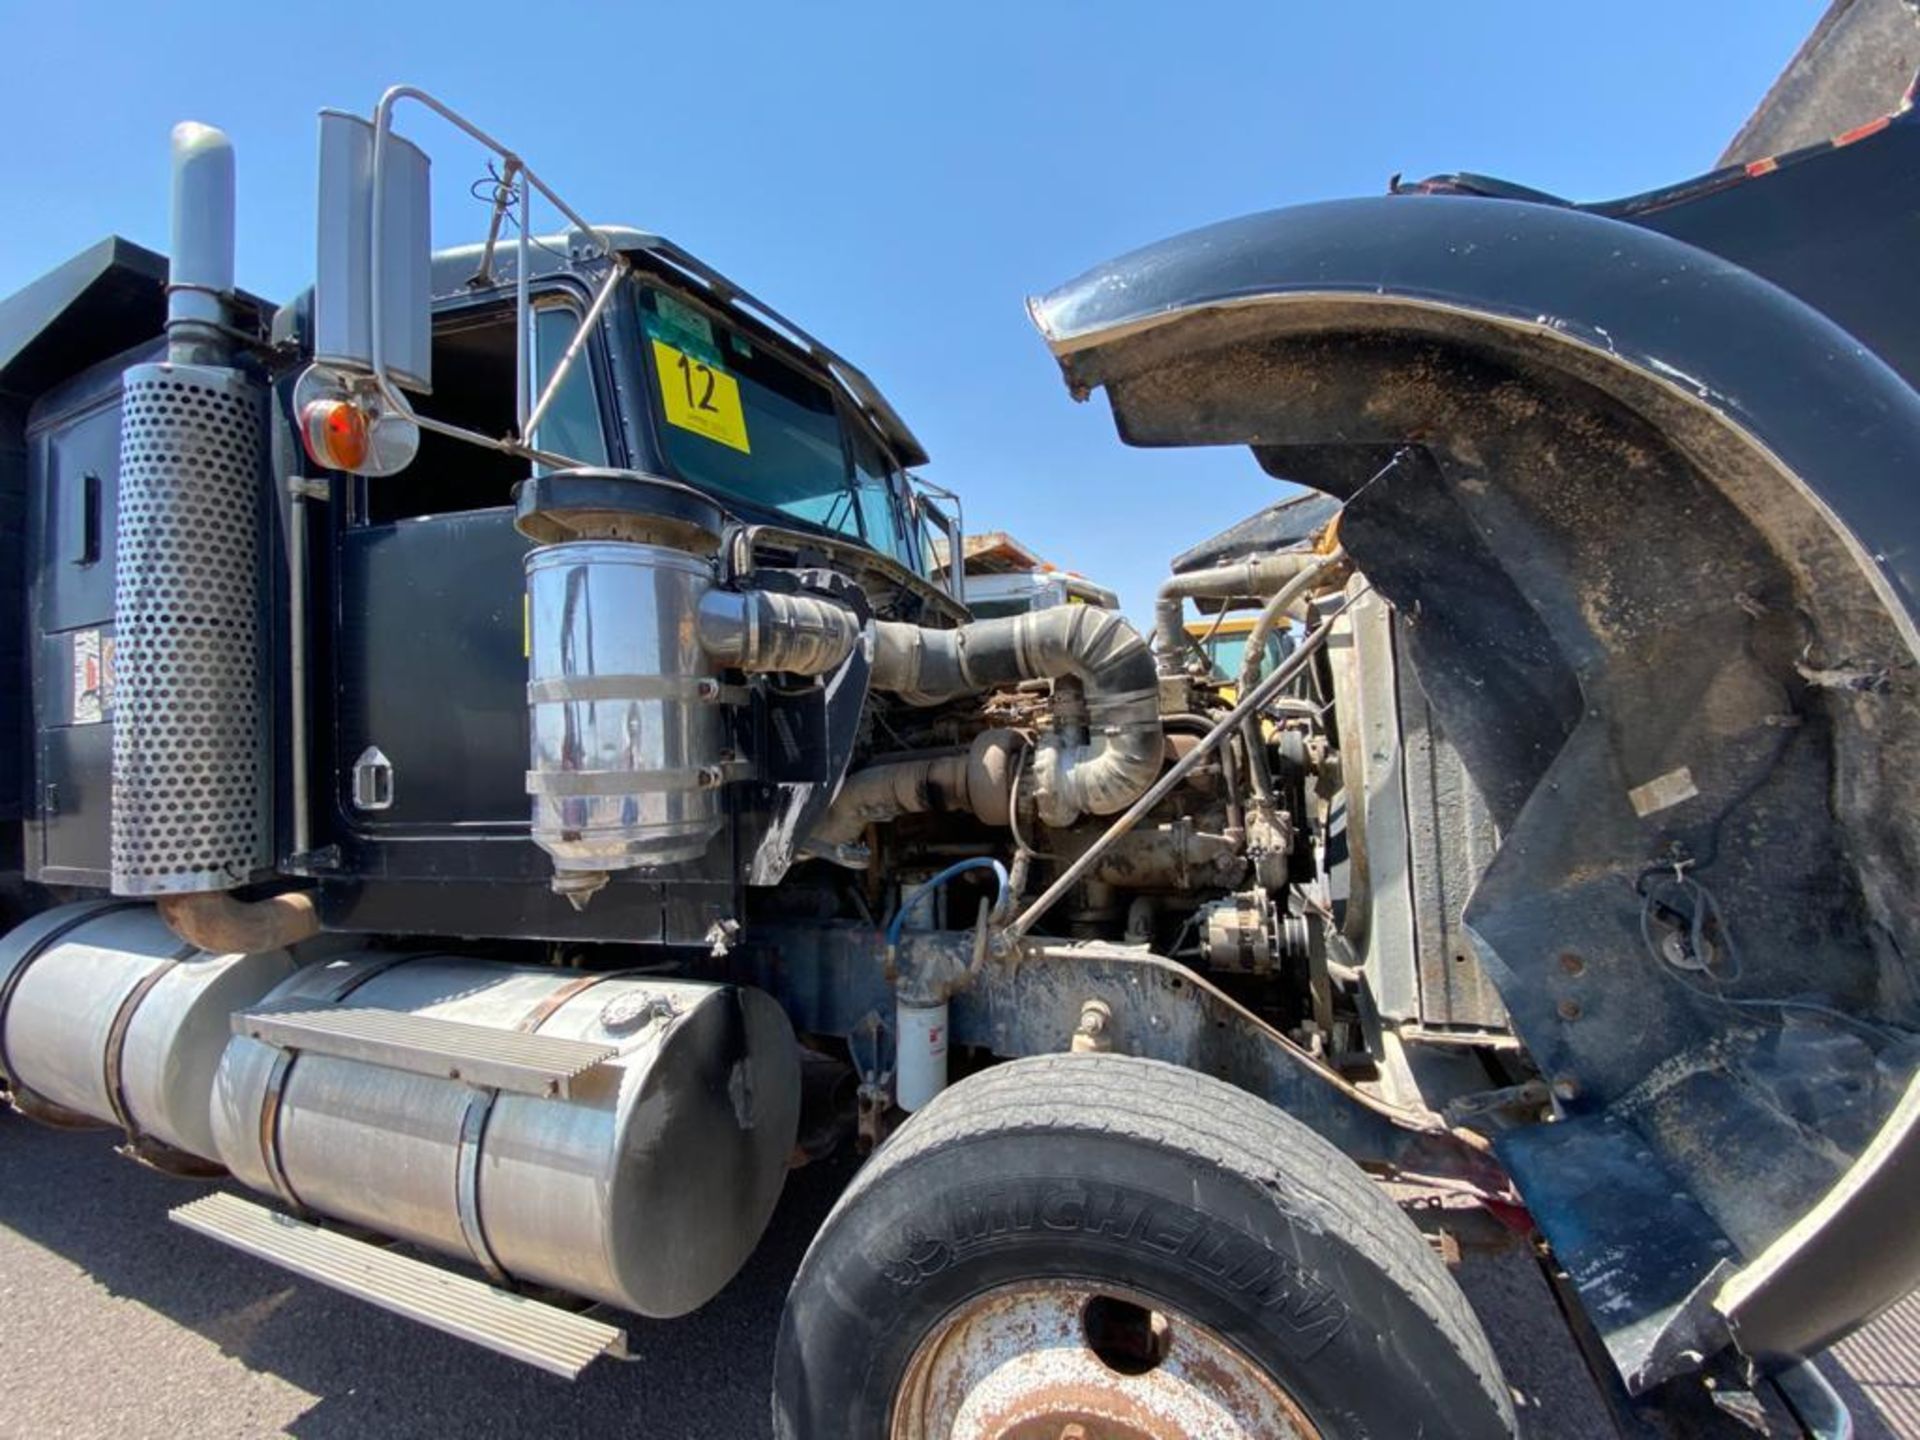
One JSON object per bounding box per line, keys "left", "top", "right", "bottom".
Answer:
{"left": 811, "top": 730, "right": 1022, "bottom": 849}
{"left": 157, "top": 891, "right": 319, "bottom": 955}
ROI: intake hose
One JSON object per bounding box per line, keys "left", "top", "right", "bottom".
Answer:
{"left": 1234, "top": 550, "right": 1344, "bottom": 700}
{"left": 1152, "top": 551, "right": 1326, "bottom": 677}
{"left": 1233, "top": 550, "right": 1347, "bottom": 815}
{"left": 696, "top": 588, "right": 864, "bottom": 675}
{"left": 870, "top": 606, "right": 1161, "bottom": 827}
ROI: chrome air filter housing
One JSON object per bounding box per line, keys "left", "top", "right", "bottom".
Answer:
{"left": 516, "top": 470, "right": 732, "bottom": 883}
{"left": 525, "top": 540, "right": 726, "bottom": 871}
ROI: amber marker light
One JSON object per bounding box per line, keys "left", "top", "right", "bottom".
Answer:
{"left": 300, "top": 398, "right": 371, "bottom": 471}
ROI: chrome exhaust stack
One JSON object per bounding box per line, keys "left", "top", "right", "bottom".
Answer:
{"left": 162, "top": 122, "right": 236, "bottom": 366}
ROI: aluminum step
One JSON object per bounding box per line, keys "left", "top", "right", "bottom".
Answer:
{"left": 1827, "top": 1285, "right": 1920, "bottom": 1438}
{"left": 172, "top": 1192, "right": 626, "bottom": 1379}
{"left": 233, "top": 1000, "right": 617, "bottom": 1098}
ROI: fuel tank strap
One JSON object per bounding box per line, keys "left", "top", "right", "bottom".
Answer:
{"left": 254, "top": 953, "right": 432, "bottom": 1216}
{"left": 452, "top": 969, "right": 636, "bottom": 1285}
{"left": 455, "top": 1087, "right": 509, "bottom": 1285}
{"left": 0, "top": 900, "right": 146, "bottom": 1094}
{"left": 99, "top": 947, "right": 193, "bottom": 1141}
{"left": 256, "top": 1049, "right": 305, "bottom": 1213}
{"left": 514, "top": 969, "right": 626, "bottom": 1035}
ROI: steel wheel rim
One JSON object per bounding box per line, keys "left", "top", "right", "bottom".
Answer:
{"left": 890, "top": 1278, "right": 1321, "bottom": 1439}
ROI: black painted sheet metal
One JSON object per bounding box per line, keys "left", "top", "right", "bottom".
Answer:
{"left": 0, "top": 237, "right": 164, "bottom": 400}
{"left": 1498, "top": 1113, "right": 1737, "bottom": 1393}
{"left": 1719, "top": 1070, "right": 1920, "bottom": 1366}
{"left": 1031, "top": 188, "right": 1920, "bottom": 625}
{"left": 1027, "top": 172, "right": 1920, "bottom": 1380}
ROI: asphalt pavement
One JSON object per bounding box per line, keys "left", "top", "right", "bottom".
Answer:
{"left": 0, "top": 1110, "right": 1910, "bottom": 1439}
{"left": 0, "top": 1112, "right": 847, "bottom": 1439}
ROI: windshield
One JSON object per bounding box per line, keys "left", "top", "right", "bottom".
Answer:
{"left": 637, "top": 284, "right": 919, "bottom": 570}
{"left": 969, "top": 596, "right": 1039, "bottom": 619}
{"left": 1205, "top": 631, "right": 1289, "bottom": 682}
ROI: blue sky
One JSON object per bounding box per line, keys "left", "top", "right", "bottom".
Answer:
{"left": 0, "top": 2, "right": 1821, "bottom": 622}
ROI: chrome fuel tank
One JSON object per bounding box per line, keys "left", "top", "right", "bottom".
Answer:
{"left": 211, "top": 955, "right": 800, "bottom": 1318}
{"left": 0, "top": 901, "right": 295, "bottom": 1161}
{"left": 525, "top": 541, "right": 727, "bottom": 876}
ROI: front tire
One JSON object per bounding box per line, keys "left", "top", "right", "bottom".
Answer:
{"left": 773, "top": 1052, "right": 1516, "bottom": 1439}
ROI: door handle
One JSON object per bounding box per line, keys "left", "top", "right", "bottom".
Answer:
{"left": 351, "top": 745, "right": 395, "bottom": 811}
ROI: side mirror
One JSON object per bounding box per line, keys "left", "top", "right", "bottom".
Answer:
{"left": 304, "top": 86, "right": 621, "bottom": 476}
{"left": 912, "top": 485, "right": 966, "bottom": 605}
{"left": 314, "top": 108, "right": 432, "bottom": 394}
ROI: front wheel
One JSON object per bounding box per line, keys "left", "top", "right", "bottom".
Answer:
{"left": 772, "top": 1052, "right": 1516, "bottom": 1439}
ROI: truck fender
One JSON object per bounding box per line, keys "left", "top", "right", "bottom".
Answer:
{"left": 1032, "top": 194, "right": 1920, "bottom": 1376}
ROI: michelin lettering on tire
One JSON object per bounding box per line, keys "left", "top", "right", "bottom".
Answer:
{"left": 869, "top": 1177, "right": 1351, "bottom": 1360}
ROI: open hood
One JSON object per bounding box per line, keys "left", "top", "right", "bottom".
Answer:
{"left": 1030, "top": 122, "right": 1920, "bottom": 1390}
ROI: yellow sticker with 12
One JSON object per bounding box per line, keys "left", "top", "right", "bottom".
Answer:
{"left": 653, "top": 339, "right": 751, "bottom": 453}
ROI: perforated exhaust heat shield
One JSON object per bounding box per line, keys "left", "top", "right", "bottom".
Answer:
{"left": 111, "top": 362, "right": 270, "bottom": 895}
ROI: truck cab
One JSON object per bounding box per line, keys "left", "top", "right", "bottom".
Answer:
{"left": 295, "top": 232, "right": 958, "bottom": 942}
{"left": 8, "top": 207, "right": 969, "bottom": 944}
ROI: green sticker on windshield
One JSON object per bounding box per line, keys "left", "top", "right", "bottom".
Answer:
{"left": 646, "top": 290, "right": 721, "bottom": 367}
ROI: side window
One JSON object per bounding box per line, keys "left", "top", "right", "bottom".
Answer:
{"left": 531, "top": 304, "right": 609, "bottom": 470}
{"left": 915, "top": 494, "right": 958, "bottom": 594}
{"left": 851, "top": 428, "right": 913, "bottom": 569}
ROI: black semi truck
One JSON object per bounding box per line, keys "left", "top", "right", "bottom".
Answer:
{"left": 2, "top": 15, "right": 1918, "bottom": 1434}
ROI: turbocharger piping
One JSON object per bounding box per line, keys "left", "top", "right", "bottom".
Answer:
{"left": 868, "top": 605, "right": 1161, "bottom": 826}
{"left": 696, "top": 588, "right": 864, "bottom": 675}
{"left": 695, "top": 594, "right": 1163, "bottom": 842}
{"left": 809, "top": 730, "right": 1023, "bottom": 849}
{"left": 1152, "top": 551, "right": 1326, "bottom": 677}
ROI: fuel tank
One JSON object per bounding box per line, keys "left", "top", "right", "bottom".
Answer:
{"left": 0, "top": 900, "right": 295, "bottom": 1159}
{"left": 211, "top": 954, "right": 800, "bottom": 1318}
